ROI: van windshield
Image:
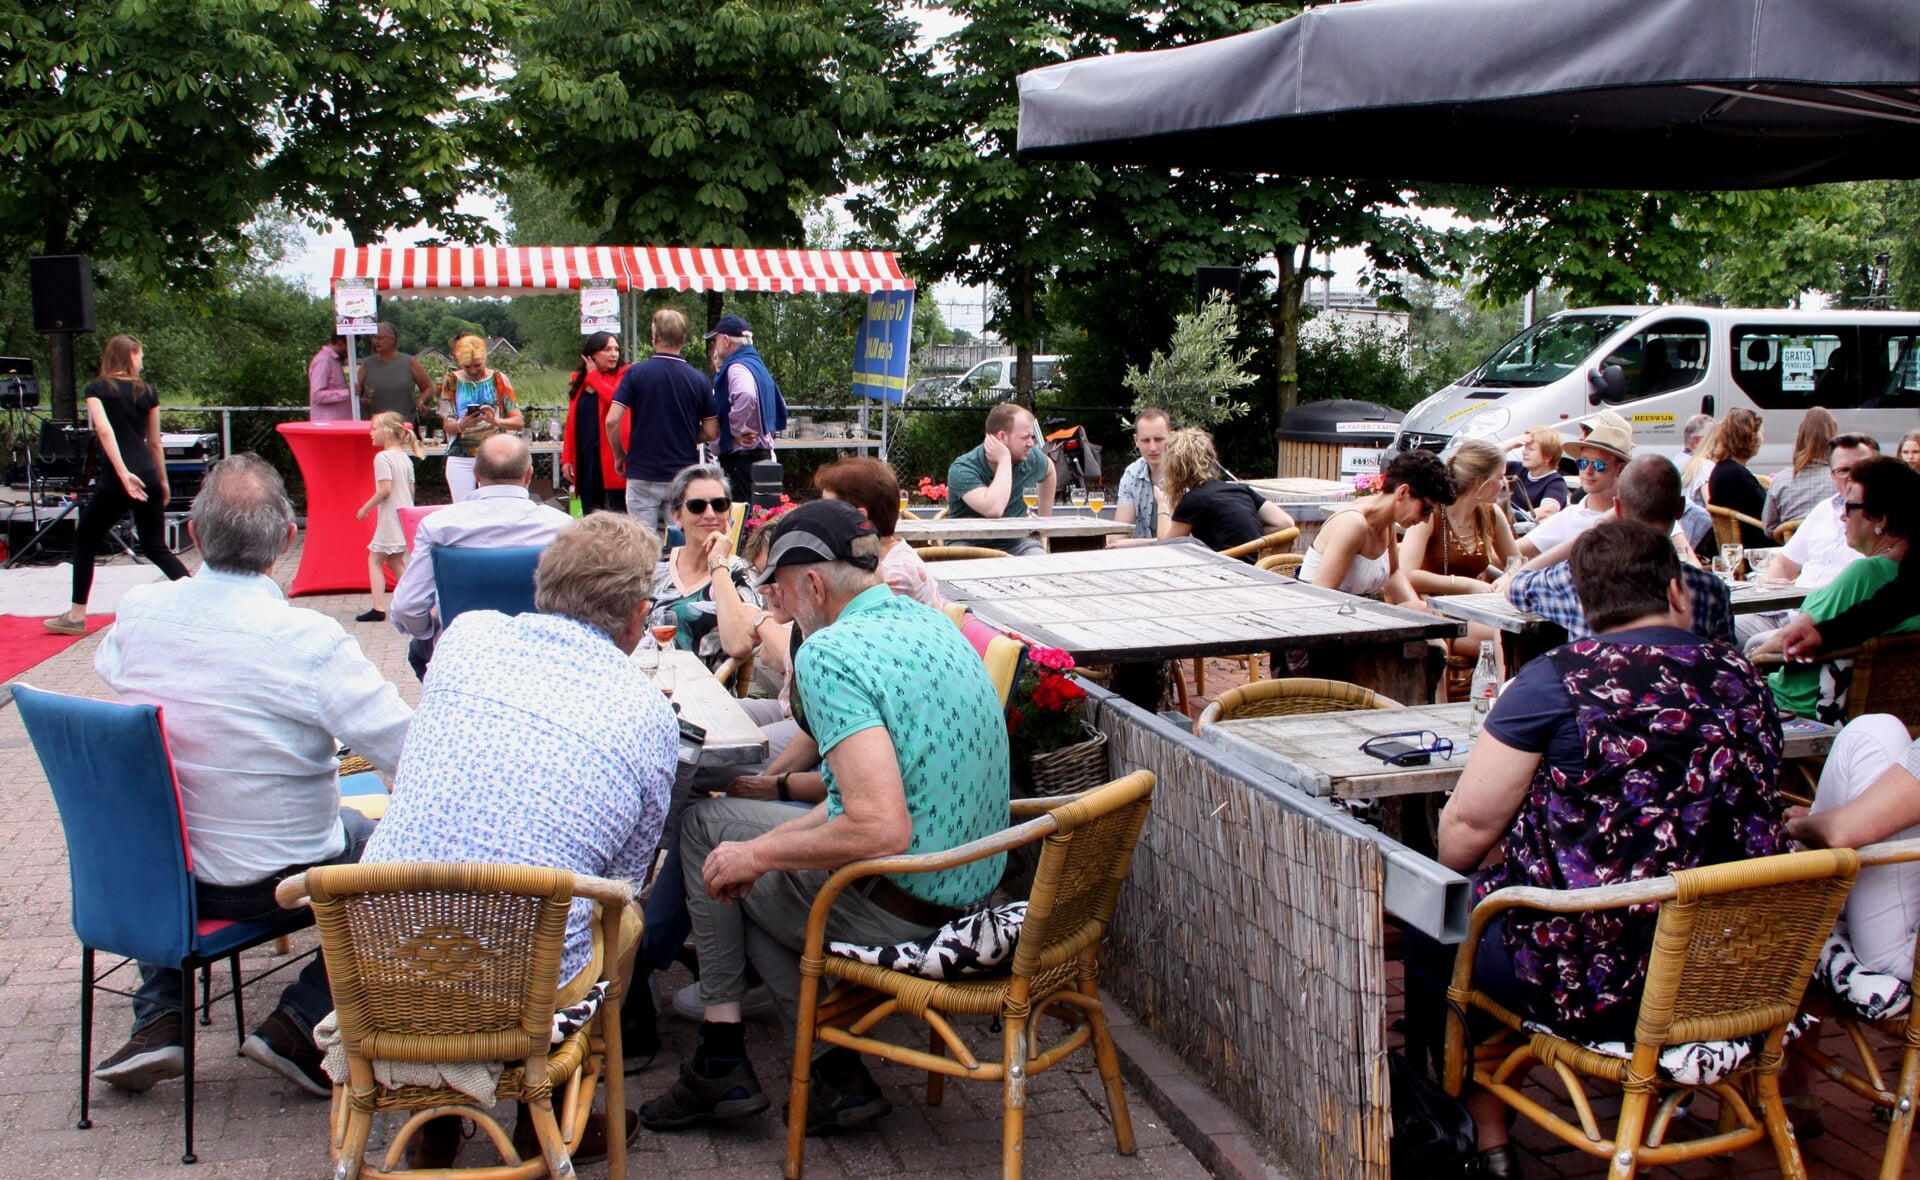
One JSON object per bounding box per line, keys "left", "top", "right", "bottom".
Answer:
{"left": 1468, "top": 314, "right": 1638, "bottom": 389}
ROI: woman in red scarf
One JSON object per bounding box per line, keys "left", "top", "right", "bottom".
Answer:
{"left": 561, "top": 331, "right": 629, "bottom": 514}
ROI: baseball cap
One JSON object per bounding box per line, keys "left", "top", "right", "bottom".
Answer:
{"left": 703, "top": 314, "right": 752, "bottom": 340}
{"left": 754, "top": 499, "right": 879, "bottom": 586}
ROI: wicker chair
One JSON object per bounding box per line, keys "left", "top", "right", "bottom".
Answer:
{"left": 1759, "top": 632, "right": 1920, "bottom": 734}
{"left": 1192, "top": 676, "right": 1401, "bottom": 733}
{"left": 1773, "top": 517, "right": 1804, "bottom": 544}
{"left": 919, "top": 545, "right": 1011, "bottom": 562}
{"left": 1257, "top": 552, "right": 1304, "bottom": 576}
{"left": 1219, "top": 526, "right": 1301, "bottom": 562}
{"left": 1444, "top": 849, "right": 1859, "bottom": 1180}
{"left": 1708, "top": 504, "right": 1767, "bottom": 560}
{"left": 1791, "top": 837, "right": 1920, "bottom": 1180}
{"left": 275, "top": 864, "right": 634, "bottom": 1180}
{"left": 784, "top": 772, "right": 1157, "bottom": 1180}
{"left": 712, "top": 650, "right": 756, "bottom": 698}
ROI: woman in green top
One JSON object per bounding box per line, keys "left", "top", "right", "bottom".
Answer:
{"left": 438, "top": 334, "right": 522, "bottom": 501}
{"left": 1757, "top": 456, "right": 1920, "bottom": 718}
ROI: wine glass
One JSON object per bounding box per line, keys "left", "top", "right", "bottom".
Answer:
{"left": 1021, "top": 490, "right": 1039, "bottom": 511}
{"left": 1089, "top": 489, "right": 1106, "bottom": 515}
{"left": 649, "top": 622, "right": 678, "bottom": 651}
{"left": 653, "top": 662, "right": 676, "bottom": 697}
{"left": 1711, "top": 554, "right": 1733, "bottom": 582}
{"left": 1720, "top": 543, "right": 1745, "bottom": 582}
{"left": 1069, "top": 486, "right": 1088, "bottom": 513}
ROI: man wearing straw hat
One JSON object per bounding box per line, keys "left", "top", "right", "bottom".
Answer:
{"left": 1515, "top": 413, "right": 1632, "bottom": 559}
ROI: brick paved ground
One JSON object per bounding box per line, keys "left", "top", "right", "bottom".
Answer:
{"left": 0, "top": 542, "right": 1206, "bottom": 1180}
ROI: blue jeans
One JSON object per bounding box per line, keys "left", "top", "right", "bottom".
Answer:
{"left": 133, "top": 808, "right": 377, "bottom": 1040}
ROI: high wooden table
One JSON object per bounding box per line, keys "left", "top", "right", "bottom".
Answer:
{"left": 631, "top": 649, "right": 768, "bottom": 768}
{"left": 933, "top": 542, "right": 1462, "bottom": 705}
{"left": 1432, "top": 578, "right": 1811, "bottom": 669}
{"left": 895, "top": 514, "right": 1132, "bottom": 552}
{"left": 1202, "top": 701, "right": 1837, "bottom": 800}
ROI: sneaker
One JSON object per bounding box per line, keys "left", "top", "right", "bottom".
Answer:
{"left": 94, "top": 1014, "right": 185, "bottom": 1092}
{"left": 672, "top": 980, "right": 775, "bottom": 1022}
{"left": 795, "top": 1049, "right": 892, "bottom": 1135}
{"left": 354, "top": 608, "right": 386, "bottom": 622}
{"left": 639, "top": 1059, "right": 770, "bottom": 1130}
{"left": 43, "top": 615, "right": 87, "bottom": 636}
{"left": 241, "top": 1008, "right": 331, "bottom": 1098}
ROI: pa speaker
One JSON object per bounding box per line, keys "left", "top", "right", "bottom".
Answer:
{"left": 1195, "top": 266, "right": 1242, "bottom": 313}
{"left": 30, "top": 255, "right": 95, "bottom": 334}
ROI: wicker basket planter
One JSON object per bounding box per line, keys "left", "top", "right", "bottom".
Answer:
{"left": 1026, "top": 727, "right": 1109, "bottom": 797}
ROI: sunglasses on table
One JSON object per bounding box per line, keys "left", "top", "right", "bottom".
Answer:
{"left": 1359, "top": 730, "right": 1456, "bottom": 767}
{"left": 680, "top": 497, "right": 732, "bottom": 515}
{"left": 1576, "top": 457, "right": 1611, "bottom": 473}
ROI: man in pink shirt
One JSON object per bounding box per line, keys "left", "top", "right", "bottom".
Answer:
{"left": 308, "top": 334, "right": 353, "bottom": 421}
{"left": 705, "top": 314, "right": 787, "bottom": 501}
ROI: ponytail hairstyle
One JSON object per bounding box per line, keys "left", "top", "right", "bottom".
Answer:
{"left": 371, "top": 411, "right": 425, "bottom": 459}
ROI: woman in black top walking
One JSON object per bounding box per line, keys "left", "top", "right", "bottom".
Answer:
{"left": 43, "top": 334, "right": 190, "bottom": 635}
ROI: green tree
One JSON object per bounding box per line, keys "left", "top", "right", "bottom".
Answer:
{"left": 1700, "top": 181, "right": 1920, "bottom": 310}
{"left": 1122, "top": 294, "right": 1256, "bottom": 429}
{"left": 0, "top": 0, "right": 522, "bottom": 288}
{"left": 504, "top": 0, "right": 917, "bottom": 327}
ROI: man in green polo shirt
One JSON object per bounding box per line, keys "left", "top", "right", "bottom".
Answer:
{"left": 945, "top": 402, "right": 1057, "bottom": 555}
{"left": 642, "top": 499, "right": 1010, "bottom": 1135}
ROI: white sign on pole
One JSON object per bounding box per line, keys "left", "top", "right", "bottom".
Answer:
{"left": 580, "top": 285, "right": 620, "bottom": 335}
{"left": 333, "top": 278, "right": 377, "bottom": 336}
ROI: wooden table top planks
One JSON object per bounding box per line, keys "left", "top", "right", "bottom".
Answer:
{"left": 1202, "top": 701, "right": 1837, "bottom": 800}
{"left": 930, "top": 542, "right": 1461, "bottom": 663}
{"left": 895, "top": 514, "right": 1133, "bottom": 547}
{"left": 631, "top": 649, "right": 768, "bottom": 767}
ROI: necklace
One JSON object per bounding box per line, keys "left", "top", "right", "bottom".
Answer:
{"left": 1438, "top": 508, "right": 1483, "bottom": 577}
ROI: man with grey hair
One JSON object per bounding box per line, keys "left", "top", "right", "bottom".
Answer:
{"left": 704, "top": 313, "right": 787, "bottom": 501}
{"left": 390, "top": 431, "right": 572, "bottom": 678}
{"left": 363, "top": 511, "right": 676, "bottom": 1168}
{"left": 641, "top": 499, "right": 1010, "bottom": 1136}
{"left": 356, "top": 321, "right": 434, "bottom": 424}
{"left": 93, "top": 452, "right": 411, "bottom": 1099}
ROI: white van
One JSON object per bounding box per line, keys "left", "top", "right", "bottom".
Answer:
{"left": 1391, "top": 307, "right": 1920, "bottom": 468}
{"left": 943, "top": 354, "right": 1064, "bottom": 404}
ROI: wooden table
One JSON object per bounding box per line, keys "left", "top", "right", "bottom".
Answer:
{"left": 895, "top": 514, "right": 1132, "bottom": 551}
{"left": 631, "top": 649, "right": 768, "bottom": 767}
{"left": 933, "top": 542, "right": 1462, "bottom": 704}
{"left": 1202, "top": 701, "right": 1838, "bottom": 800}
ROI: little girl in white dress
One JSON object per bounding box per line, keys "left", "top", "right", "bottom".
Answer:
{"left": 355, "top": 411, "right": 422, "bottom": 622}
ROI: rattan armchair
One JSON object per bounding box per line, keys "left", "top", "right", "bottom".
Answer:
{"left": 1220, "top": 526, "right": 1301, "bottom": 562}
{"left": 1773, "top": 517, "right": 1804, "bottom": 544}
{"left": 1192, "top": 676, "right": 1402, "bottom": 733}
{"left": 1792, "top": 837, "right": 1920, "bottom": 1179}
{"left": 275, "top": 863, "right": 634, "bottom": 1180}
{"left": 1708, "top": 504, "right": 1767, "bottom": 557}
{"left": 919, "top": 545, "right": 1012, "bottom": 561}
{"left": 784, "top": 771, "right": 1157, "bottom": 1180}
{"left": 1443, "top": 849, "right": 1859, "bottom": 1180}
{"left": 712, "top": 650, "right": 756, "bottom": 698}
{"left": 1754, "top": 632, "right": 1920, "bottom": 733}
{"left": 1257, "top": 552, "right": 1304, "bottom": 576}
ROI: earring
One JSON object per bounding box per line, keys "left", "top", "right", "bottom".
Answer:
{"left": 1875, "top": 525, "right": 1883, "bottom": 535}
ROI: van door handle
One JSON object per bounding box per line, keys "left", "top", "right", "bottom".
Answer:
{"left": 1701, "top": 394, "right": 1715, "bottom": 417}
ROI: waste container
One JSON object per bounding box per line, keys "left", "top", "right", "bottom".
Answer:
{"left": 1274, "top": 400, "right": 1403, "bottom": 480}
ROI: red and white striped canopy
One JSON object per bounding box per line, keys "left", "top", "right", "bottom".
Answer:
{"left": 330, "top": 246, "right": 630, "bottom": 297}
{"left": 331, "top": 245, "right": 913, "bottom": 297}
{"left": 621, "top": 247, "right": 913, "bottom": 293}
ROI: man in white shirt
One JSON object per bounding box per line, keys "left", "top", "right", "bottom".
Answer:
{"left": 390, "top": 432, "right": 572, "bottom": 677}
{"left": 94, "top": 453, "right": 412, "bottom": 1099}
{"left": 1738, "top": 433, "right": 1879, "bottom": 646}
{"left": 1517, "top": 418, "right": 1632, "bottom": 558}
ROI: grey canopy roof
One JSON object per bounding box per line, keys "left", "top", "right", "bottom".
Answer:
{"left": 1016, "top": 0, "right": 1920, "bottom": 189}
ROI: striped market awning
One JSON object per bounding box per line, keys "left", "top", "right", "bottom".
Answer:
{"left": 620, "top": 247, "right": 913, "bottom": 293}
{"left": 330, "top": 246, "right": 631, "bottom": 297}
{"left": 331, "top": 245, "right": 912, "bottom": 296}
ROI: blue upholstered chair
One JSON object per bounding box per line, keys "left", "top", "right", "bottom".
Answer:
{"left": 12, "top": 684, "right": 316, "bottom": 1164}
{"left": 429, "top": 544, "right": 545, "bottom": 626}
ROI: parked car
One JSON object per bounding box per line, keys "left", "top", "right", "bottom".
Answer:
{"left": 904, "top": 375, "right": 959, "bottom": 403}
{"left": 946, "top": 354, "right": 1065, "bottom": 404}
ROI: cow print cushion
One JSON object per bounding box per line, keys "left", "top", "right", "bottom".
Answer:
{"left": 829, "top": 902, "right": 1026, "bottom": 980}
{"left": 1816, "top": 927, "right": 1912, "bottom": 1022}
{"left": 1520, "top": 1014, "right": 1817, "bottom": 1087}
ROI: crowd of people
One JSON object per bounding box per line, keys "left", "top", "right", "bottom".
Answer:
{"left": 41, "top": 320, "right": 1920, "bottom": 1173}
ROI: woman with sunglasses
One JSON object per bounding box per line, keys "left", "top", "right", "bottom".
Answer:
{"left": 560, "top": 331, "right": 628, "bottom": 515}
{"left": 1752, "top": 456, "right": 1920, "bottom": 718}
{"left": 1301, "top": 448, "right": 1452, "bottom": 603}
{"left": 648, "top": 464, "right": 762, "bottom": 669}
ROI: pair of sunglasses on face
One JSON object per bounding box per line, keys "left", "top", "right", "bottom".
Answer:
{"left": 1576, "top": 457, "right": 1611, "bottom": 473}
{"left": 680, "top": 497, "right": 732, "bottom": 515}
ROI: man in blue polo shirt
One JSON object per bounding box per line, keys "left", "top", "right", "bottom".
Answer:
{"left": 641, "top": 499, "right": 1009, "bottom": 1135}
{"left": 606, "top": 308, "right": 718, "bottom": 533}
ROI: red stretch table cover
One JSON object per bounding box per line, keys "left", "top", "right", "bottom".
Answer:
{"left": 278, "top": 420, "right": 380, "bottom": 597}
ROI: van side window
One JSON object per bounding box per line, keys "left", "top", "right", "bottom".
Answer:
{"left": 1731, "top": 327, "right": 1870, "bottom": 408}
{"left": 1862, "top": 329, "right": 1920, "bottom": 409}
{"left": 1602, "top": 319, "right": 1709, "bottom": 402}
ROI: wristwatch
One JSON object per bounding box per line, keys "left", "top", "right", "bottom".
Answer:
{"left": 775, "top": 772, "right": 792, "bottom": 802}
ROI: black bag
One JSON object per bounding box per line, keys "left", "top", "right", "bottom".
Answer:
{"left": 1387, "top": 1050, "right": 1478, "bottom": 1178}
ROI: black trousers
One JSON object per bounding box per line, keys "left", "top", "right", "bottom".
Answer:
{"left": 69, "top": 476, "right": 190, "bottom": 605}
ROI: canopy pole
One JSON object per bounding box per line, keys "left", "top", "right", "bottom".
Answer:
{"left": 346, "top": 345, "right": 361, "bottom": 420}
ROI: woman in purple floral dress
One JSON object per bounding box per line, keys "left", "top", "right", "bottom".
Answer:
{"left": 1411, "top": 519, "right": 1786, "bottom": 1176}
